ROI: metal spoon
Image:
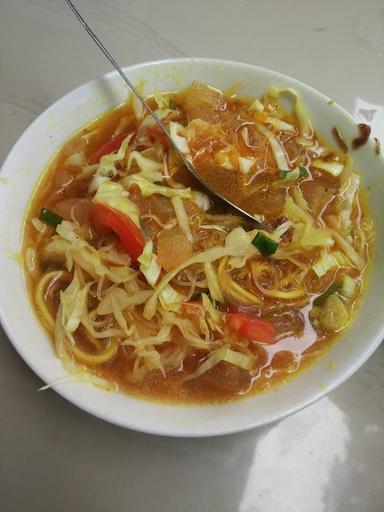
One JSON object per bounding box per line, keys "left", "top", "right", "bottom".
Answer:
{"left": 65, "top": 0, "right": 257, "bottom": 223}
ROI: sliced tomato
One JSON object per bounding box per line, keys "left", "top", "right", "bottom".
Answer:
{"left": 90, "top": 203, "right": 145, "bottom": 263}
{"left": 89, "top": 132, "right": 129, "bottom": 165}
{"left": 147, "top": 125, "right": 170, "bottom": 149}
{"left": 227, "top": 310, "right": 276, "bottom": 344}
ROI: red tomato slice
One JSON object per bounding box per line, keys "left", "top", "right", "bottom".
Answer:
{"left": 227, "top": 311, "right": 276, "bottom": 344}
{"left": 90, "top": 203, "right": 145, "bottom": 263}
{"left": 147, "top": 125, "right": 170, "bottom": 149}
{"left": 89, "top": 132, "right": 129, "bottom": 165}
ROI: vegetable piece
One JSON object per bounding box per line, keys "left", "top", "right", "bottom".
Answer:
{"left": 169, "top": 121, "right": 191, "bottom": 154}
{"left": 337, "top": 173, "right": 360, "bottom": 232}
{"left": 313, "top": 282, "right": 341, "bottom": 306}
{"left": 137, "top": 240, "right": 162, "bottom": 286}
{"left": 171, "top": 195, "right": 193, "bottom": 242}
{"left": 319, "top": 294, "right": 349, "bottom": 331}
{"left": 93, "top": 180, "right": 140, "bottom": 227}
{"left": 124, "top": 174, "right": 192, "bottom": 200}
{"left": 227, "top": 310, "right": 276, "bottom": 344}
{"left": 272, "top": 220, "right": 292, "bottom": 241}
{"left": 340, "top": 275, "right": 356, "bottom": 299}
{"left": 214, "top": 148, "right": 234, "bottom": 170}
{"left": 127, "top": 150, "right": 164, "bottom": 175}
{"left": 192, "top": 190, "right": 211, "bottom": 211}
{"left": 88, "top": 134, "right": 133, "bottom": 193}
{"left": 184, "top": 346, "right": 254, "bottom": 381}
{"left": 279, "top": 166, "right": 308, "bottom": 181}
{"left": 255, "top": 122, "right": 289, "bottom": 170}
{"left": 266, "top": 116, "right": 296, "bottom": 132}
{"left": 267, "top": 87, "right": 312, "bottom": 138}
{"left": 238, "top": 156, "right": 255, "bottom": 174}
{"left": 89, "top": 132, "right": 128, "bottom": 165}
{"left": 159, "top": 284, "right": 183, "bottom": 312}
{"left": 249, "top": 98, "right": 264, "bottom": 112}
{"left": 204, "top": 261, "right": 224, "bottom": 303}
{"left": 312, "top": 159, "right": 344, "bottom": 177}
{"left": 90, "top": 203, "right": 145, "bottom": 263}
{"left": 201, "top": 293, "right": 222, "bottom": 332}
{"left": 252, "top": 232, "right": 278, "bottom": 257}
{"left": 39, "top": 207, "right": 63, "bottom": 228}
{"left": 312, "top": 252, "right": 339, "bottom": 278}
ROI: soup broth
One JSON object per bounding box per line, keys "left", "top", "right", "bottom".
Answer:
{"left": 23, "top": 82, "right": 373, "bottom": 404}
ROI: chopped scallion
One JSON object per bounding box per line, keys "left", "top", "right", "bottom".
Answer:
{"left": 154, "top": 180, "right": 163, "bottom": 186}
{"left": 252, "top": 233, "right": 278, "bottom": 257}
{"left": 39, "top": 208, "right": 63, "bottom": 228}
{"left": 279, "top": 169, "right": 290, "bottom": 179}
{"left": 299, "top": 166, "right": 308, "bottom": 177}
{"left": 169, "top": 98, "right": 177, "bottom": 110}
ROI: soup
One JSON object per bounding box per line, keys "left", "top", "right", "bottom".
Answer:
{"left": 23, "top": 81, "right": 373, "bottom": 404}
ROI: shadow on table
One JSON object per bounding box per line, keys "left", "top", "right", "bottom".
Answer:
{"left": 0, "top": 324, "right": 268, "bottom": 512}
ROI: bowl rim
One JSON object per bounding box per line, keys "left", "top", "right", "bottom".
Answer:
{"left": 0, "top": 56, "right": 383, "bottom": 437}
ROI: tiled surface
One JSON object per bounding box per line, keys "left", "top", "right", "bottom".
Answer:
{"left": 1, "top": 1, "right": 383, "bottom": 510}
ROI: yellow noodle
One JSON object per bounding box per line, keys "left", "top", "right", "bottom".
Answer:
{"left": 69, "top": 338, "right": 119, "bottom": 365}
{"left": 35, "top": 270, "right": 67, "bottom": 333}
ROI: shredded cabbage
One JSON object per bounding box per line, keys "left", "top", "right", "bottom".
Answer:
{"left": 272, "top": 220, "right": 292, "bottom": 241}
{"left": 97, "top": 288, "right": 153, "bottom": 315}
{"left": 127, "top": 150, "right": 164, "bottom": 174}
{"left": 283, "top": 196, "right": 312, "bottom": 224}
{"left": 184, "top": 346, "right": 254, "bottom": 381}
{"left": 136, "top": 108, "right": 173, "bottom": 140}
{"left": 249, "top": 98, "right": 264, "bottom": 112}
{"left": 93, "top": 180, "right": 140, "bottom": 227}
{"left": 60, "top": 272, "right": 90, "bottom": 338}
{"left": 313, "top": 251, "right": 339, "bottom": 277}
{"left": 138, "top": 240, "right": 162, "bottom": 287}
{"left": 328, "top": 228, "right": 365, "bottom": 270}
{"left": 65, "top": 151, "right": 85, "bottom": 167}
{"left": 204, "top": 261, "right": 224, "bottom": 302}
{"left": 214, "top": 149, "right": 234, "bottom": 170}
{"left": 266, "top": 116, "right": 296, "bottom": 132}
{"left": 169, "top": 121, "right": 191, "bottom": 154}
{"left": 159, "top": 284, "right": 183, "bottom": 312}
{"left": 268, "top": 87, "right": 312, "bottom": 138}
{"left": 201, "top": 293, "right": 222, "bottom": 332}
{"left": 255, "top": 121, "right": 289, "bottom": 170}
{"left": 124, "top": 174, "right": 192, "bottom": 200}
{"left": 88, "top": 134, "right": 132, "bottom": 193}
{"left": 153, "top": 89, "right": 169, "bottom": 109}
{"left": 171, "top": 195, "right": 193, "bottom": 242}
{"left": 341, "top": 275, "right": 356, "bottom": 299}
{"left": 312, "top": 159, "right": 344, "bottom": 177}
{"left": 337, "top": 172, "right": 360, "bottom": 232}
{"left": 192, "top": 190, "right": 211, "bottom": 211}
{"left": 238, "top": 156, "right": 256, "bottom": 174}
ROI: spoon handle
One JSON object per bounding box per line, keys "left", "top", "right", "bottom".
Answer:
{"left": 64, "top": 0, "right": 258, "bottom": 224}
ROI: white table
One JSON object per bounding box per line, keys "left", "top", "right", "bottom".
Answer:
{"left": 1, "top": 1, "right": 383, "bottom": 510}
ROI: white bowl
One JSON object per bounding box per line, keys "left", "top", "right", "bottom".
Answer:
{"left": 0, "top": 58, "right": 383, "bottom": 437}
